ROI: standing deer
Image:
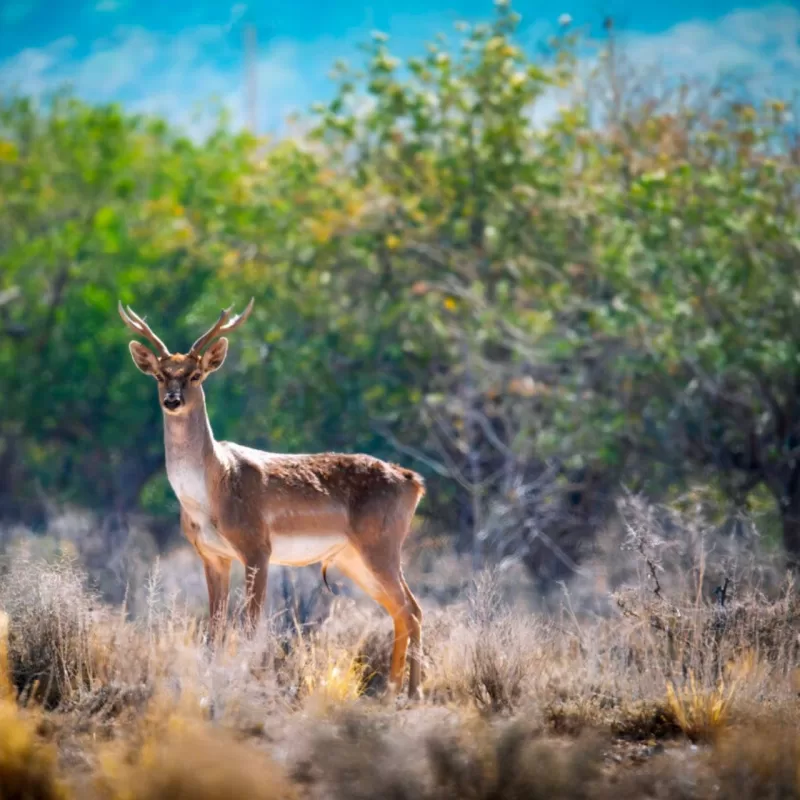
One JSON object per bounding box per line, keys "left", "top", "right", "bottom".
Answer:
{"left": 118, "top": 299, "right": 425, "bottom": 698}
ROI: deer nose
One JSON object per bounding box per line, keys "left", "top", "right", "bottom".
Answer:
{"left": 163, "top": 392, "right": 182, "bottom": 410}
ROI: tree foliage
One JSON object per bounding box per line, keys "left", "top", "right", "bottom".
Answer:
{"left": 1, "top": 4, "right": 798, "bottom": 573}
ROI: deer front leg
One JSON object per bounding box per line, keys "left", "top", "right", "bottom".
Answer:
{"left": 217, "top": 483, "right": 270, "bottom": 634}
{"left": 202, "top": 554, "right": 232, "bottom": 645}
{"left": 181, "top": 510, "right": 232, "bottom": 645}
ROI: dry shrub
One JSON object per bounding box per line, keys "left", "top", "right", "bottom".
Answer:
{"left": 0, "top": 612, "right": 69, "bottom": 800}
{"left": 297, "top": 708, "right": 605, "bottom": 800}
{"left": 542, "top": 698, "right": 601, "bottom": 737}
{"left": 0, "top": 701, "right": 69, "bottom": 800}
{"left": 710, "top": 722, "right": 800, "bottom": 799}
{"left": 273, "top": 601, "right": 394, "bottom": 704}
{"left": 279, "top": 622, "right": 375, "bottom": 707}
{"left": 292, "top": 707, "right": 425, "bottom": 800}
{"left": 710, "top": 583, "right": 800, "bottom": 667}
{"left": 4, "top": 498, "right": 800, "bottom": 798}
{"left": 608, "top": 699, "right": 682, "bottom": 741}
{"left": 608, "top": 751, "right": 710, "bottom": 800}
{"left": 94, "top": 723, "right": 297, "bottom": 800}
{"left": 608, "top": 495, "right": 800, "bottom": 667}
{"left": 427, "top": 571, "right": 547, "bottom": 712}
{"left": 595, "top": 496, "right": 800, "bottom": 739}
{"left": 426, "top": 719, "right": 604, "bottom": 800}
{"left": 292, "top": 639, "right": 373, "bottom": 708}
{"left": 0, "top": 557, "right": 102, "bottom": 708}
{"left": 541, "top": 690, "right": 686, "bottom": 743}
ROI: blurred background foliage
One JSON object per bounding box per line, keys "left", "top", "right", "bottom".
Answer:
{"left": 1, "top": 3, "right": 798, "bottom": 584}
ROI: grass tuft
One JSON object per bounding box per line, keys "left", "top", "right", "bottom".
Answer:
{"left": 94, "top": 724, "right": 298, "bottom": 800}
{"left": 665, "top": 671, "right": 740, "bottom": 742}
{"left": 0, "top": 611, "right": 69, "bottom": 799}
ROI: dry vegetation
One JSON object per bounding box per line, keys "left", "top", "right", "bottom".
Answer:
{"left": 1, "top": 496, "right": 800, "bottom": 798}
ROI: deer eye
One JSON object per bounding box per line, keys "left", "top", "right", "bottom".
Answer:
{"left": 155, "top": 375, "right": 165, "bottom": 384}
{"left": 190, "top": 372, "right": 202, "bottom": 383}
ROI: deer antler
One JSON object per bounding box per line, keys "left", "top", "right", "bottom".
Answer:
{"left": 118, "top": 301, "right": 171, "bottom": 357}
{"left": 190, "top": 297, "right": 255, "bottom": 356}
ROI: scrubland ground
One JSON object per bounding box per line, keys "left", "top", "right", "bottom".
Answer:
{"left": 1, "top": 496, "right": 800, "bottom": 799}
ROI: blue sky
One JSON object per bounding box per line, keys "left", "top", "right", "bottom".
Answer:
{"left": 0, "top": 0, "right": 797, "bottom": 136}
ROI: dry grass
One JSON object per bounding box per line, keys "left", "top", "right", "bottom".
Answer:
{"left": 294, "top": 708, "right": 606, "bottom": 800}
{"left": 665, "top": 671, "right": 738, "bottom": 742}
{"left": 2, "top": 498, "right": 800, "bottom": 797}
{"left": 0, "top": 612, "right": 69, "bottom": 799}
{"left": 709, "top": 722, "right": 800, "bottom": 798}
{"left": 93, "top": 724, "right": 298, "bottom": 800}
{"left": 0, "top": 700, "right": 69, "bottom": 800}
{"left": 424, "top": 570, "right": 550, "bottom": 712}
{"left": 0, "top": 557, "right": 103, "bottom": 708}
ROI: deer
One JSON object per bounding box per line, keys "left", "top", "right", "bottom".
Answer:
{"left": 118, "top": 298, "right": 425, "bottom": 698}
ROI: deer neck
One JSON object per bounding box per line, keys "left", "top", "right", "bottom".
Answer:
{"left": 163, "top": 390, "right": 220, "bottom": 510}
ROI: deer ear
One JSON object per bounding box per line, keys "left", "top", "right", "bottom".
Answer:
{"left": 129, "top": 341, "right": 159, "bottom": 376}
{"left": 201, "top": 337, "right": 228, "bottom": 374}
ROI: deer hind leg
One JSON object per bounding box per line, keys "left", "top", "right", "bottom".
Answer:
{"left": 400, "top": 573, "right": 423, "bottom": 699}
{"left": 332, "top": 544, "right": 419, "bottom": 697}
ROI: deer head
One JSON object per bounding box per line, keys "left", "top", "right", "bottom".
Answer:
{"left": 119, "top": 299, "right": 254, "bottom": 414}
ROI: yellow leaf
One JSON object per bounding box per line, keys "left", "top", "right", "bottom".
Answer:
{"left": 444, "top": 297, "right": 457, "bottom": 311}
{"left": 223, "top": 250, "right": 239, "bottom": 270}
{"left": 309, "top": 220, "right": 332, "bottom": 245}
{"left": 0, "top": 140, "right": 17, "bottom": 163}
{"left": 346, "top": 198, "right": 364, "bottom": 218}
{"left": 385, "top": 234, "right": 401, "bottom": 250}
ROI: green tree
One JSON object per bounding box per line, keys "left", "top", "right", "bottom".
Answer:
{"left": 2, "top": 2, "right": 798, "bottom": 578}
{"left": 308, "top": 4, "right": 800, "bottom": 568}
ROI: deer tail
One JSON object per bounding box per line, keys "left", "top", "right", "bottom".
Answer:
{"left": 321, "top": 561, "right": 336, "bottom": 594}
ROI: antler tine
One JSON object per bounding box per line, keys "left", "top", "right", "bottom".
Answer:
{"left": 190, "top": 297, "right": 255, "bottom": 355}
{"left": 118, "top": 300, "right": 171, "bottom": 357}
{"left": 189, "top": 306, "right": 232, "bottom": 355}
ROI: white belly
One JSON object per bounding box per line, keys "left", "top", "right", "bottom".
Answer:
{"left": 269, "top": 534, "right": 348, "bottom": 566}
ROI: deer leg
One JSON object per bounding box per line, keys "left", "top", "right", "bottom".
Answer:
{"left": 400, "top": 573, "right": 423, "bottom": 700}
{"left": 332, "top": 545, "right": 418, "bottom": 697}
{"left": 243, "top": 552, "right": 269, "bottom": 634}
{"left": 202, "top": 554, "right": 232, "bottom": 646}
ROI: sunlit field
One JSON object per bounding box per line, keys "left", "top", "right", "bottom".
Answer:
{"left": 2, "top": 496, "right": 800, "bottom": 798}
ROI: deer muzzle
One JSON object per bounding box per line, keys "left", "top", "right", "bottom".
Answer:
{"left": 163, "top": 391, "right": 182, "bottom": 411}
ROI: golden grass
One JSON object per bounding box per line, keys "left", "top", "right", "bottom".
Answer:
{"left": 0, "top": 701, "right": 70, "bottom": 800}
{"left": 0, "top": 611, "right": 12, "bottom": 701}
{"left": 93, "top": 724, "right": 298, "bottom": 800}
{"left": 302, "top": 647, "right": 373, "bottom": 706}
{"left": 665, "top": 672, "right": 737, "bottom": 742}
{"left": 0, "top": 610, "right": 70, "bottom": 800}
{"left": 1, "top": 539, "right": 800, "bottom": 798}
{"left": 664, "top": 649, "right": 764, "bottom": 742}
